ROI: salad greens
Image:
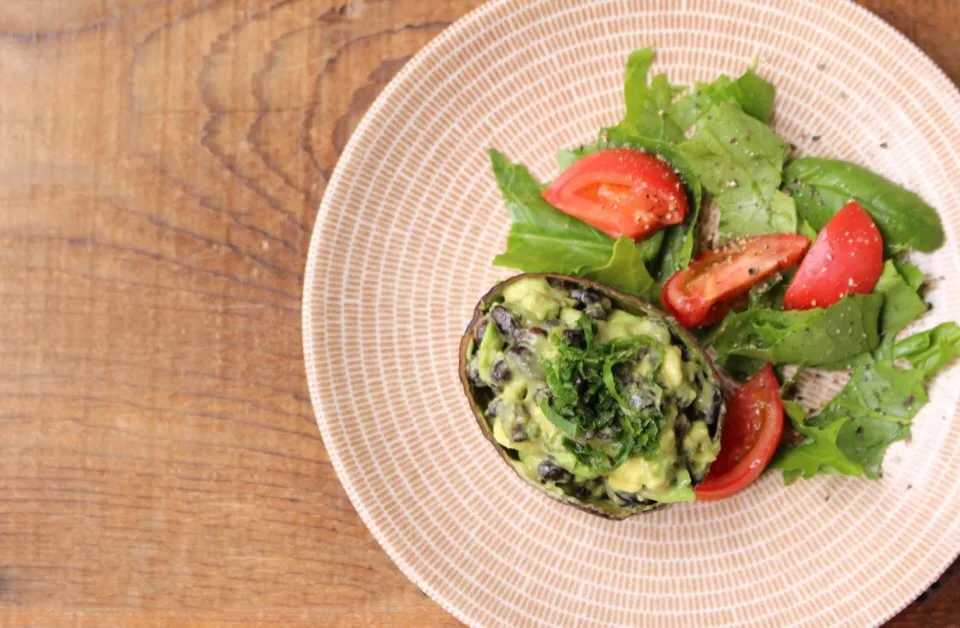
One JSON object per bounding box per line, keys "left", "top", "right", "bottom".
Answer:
{"left": 774, "top": 323, "right": 960, "bottom": 481}
{"left": 784, "top": 158, "right": 945, "bottom": 253}
{"left": 610, "top": 48, "right": 685, "bottom": 143}
{"left": 708, "top": 293, "right": 883, "bottom": 368}
{"left": 678, "top": 102, "right": 791, "bottom": 240}
{"left": 582, "top": 237, "right": 659, "bottom": 303}
{"left": 489, "top": 149, "right": 616, "bottom": 273}
{"left": 874, "top": 261, "right": 928, "bottom": 340}
{"left": 487, "top": 46, "right": 955, "bottom": 489}
{"left": 667, "top": 68, "right": 776, "bottom": 129}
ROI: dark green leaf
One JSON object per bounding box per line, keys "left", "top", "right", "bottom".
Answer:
{"left": 747, "top": 269, "right": 793, "bottom": 310}
{"left": 538, "top": 398, "right": 584, "bottom": 437}
{"left": 788, "top": 323, "right": 960, "bottom": 480}
{"left": 834, "top": 418, "right": 908, "bottom": 479}
{"left": 707, "top": 293, "right": 883, "bottom": 367}
{"left": 636, "top": 230, "right": 666, "bottom": 264}
{"left": 892, "top": 322, "right": 960, "bottom": 375}
{"left": 818, "top": 261, "right": 928, "bottom": 371}
{"left": 775, "top": 324, "right": 960, "bottom": 482}
{"left": 541, "top": 332, "right": 663, "bottom": 453}
{"left": 894, "top": 260, "right": 925, "bottom": 291}
{"left": 722, "top": 355, "right": 768, "bottom": 382}
{"left": 783, "top": 158, "right": 945, "bottom": 253}
{"left": 874, "top": 260, "right": 928, "bottom": 340}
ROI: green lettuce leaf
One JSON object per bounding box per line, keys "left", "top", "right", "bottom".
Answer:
{"left": 707, "top": 293, "right": 883, "bottom": 367}
{"left": 819, "top": 260, "right": 928, "bottom": 371}
{"left": 488, "top": 149, "right": 615, "bottom": 274}
{"left": 772, "top": 401, "right": 864, "bottom": 482}
{"left": 747, "top": 269, "right": 794, "bottom": 310}
{"left": 667, "top": 75, "right": 736, "bottom": 131}
{"left": 777, "top": 323, "right": 960, "bottom": 481}
{"left": 583, "top": 237, "right": 659, "bottom": 302}
{"left": 555, "top": 148, "right": 580, "bottom": 173}
{"left": 874, "top": 260, "right": 928, "bottom": 340}
{"left": 635, "top": 230, "right": 666, "bottom": 264}
{"left": 731, "top": 68, "right": 777, "bottom": 123}
{"left": 783, "top": 158, "right": 945, "bottom": 253}
{"left": 678, "top": 102, "right": 789, "bottom": 240}
{"left": 610, "top": 48, "right": 685, "bottom": 143}
{"left": 894, "top": 260, "right": 924, "bottom": 291}
{"left": 769, "top": 189, "right": 798, "bottom": 234}
{"left": 668, "top": 68, "right": 775, "bottom": 130}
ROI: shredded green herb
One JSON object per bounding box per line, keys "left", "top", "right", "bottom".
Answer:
{"left": 540, "top": 319, "right": 665, "bottom": 470}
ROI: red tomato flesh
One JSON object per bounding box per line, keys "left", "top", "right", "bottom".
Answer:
{"left": 695, "top": 364, "right": 785, "bottom": 501}
{"left": 783, "top": 201, "right": 883, "bottom": 311}
{"left": 541, "top": 148, "right": 689, "bottom": 240}
{"left": 661, "top": 234, "right": 809, "bottom": 328}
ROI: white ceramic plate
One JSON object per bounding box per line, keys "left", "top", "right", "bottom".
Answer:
{"left": 304, "top": 0, "right": 960, "bottom": 625}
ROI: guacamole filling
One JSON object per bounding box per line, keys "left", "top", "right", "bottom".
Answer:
{"left": 466, "top": 277, "right": 721, "bottom": 514}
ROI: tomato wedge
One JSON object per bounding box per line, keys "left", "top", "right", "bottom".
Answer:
{"left": 661, "top": 234, "right": 809, "bottom": 328}
{"left": 541, "top": 148, "right": 689, "bottom": 240}
{"left": 695, "top": 364, "right": 785, "bottom": 501}
{"left": 783, "top": 201, "right": 883, "bottom": 311}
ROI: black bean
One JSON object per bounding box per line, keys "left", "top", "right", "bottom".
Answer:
{"left": 474, "top": 317, "right": 489, "bottom": 342}
{"left": 630, "top": 392, "right": 652, "bottom": 410}
{"left": 612, "top": 363, "right": 632, "bottom": 381}
{"left": 711, "top": 388, "right": 721, "bottom": 415}
{"left": 570, "top": 288, "right": 603, "bottom": 307}
{"left": 561, "top": 328, "right": 586, "bottom": 349}
{"left": 517, "top": 327, "right": 547, "bottom": 344}
{"left": 467, "top": 361, "right": 483, "bottom": 386}
{"left": 574, "top": 375, "right": 589, "bottom": 395}
{"left": 490, "top": 305, "right": 519, "bottom": 337}
{"left": 596, "top": 428, "right": 613, "bottom": 441}
{"left": 545, "top": 318, "right": 562, "bottom": 328}
{"left": 569, "top": 483, "right": 592, "bottom": 500}
{"left": 490, "top": 358, "right": 511, "bottom": 384}
{"left": 537, "top": 460, "right": 573, "bottom": 483}
{"left": 585, "top": 302, "right": 608, "bottom": 320}
{"left": 485, "top": 398, "right": 503, "bottom": 418}
{"left": 615, "top": 491, "right": 642, "bottom": 506}
{"left": 506, "top": 347, "right": 543, "bottom": 379}
{"left": 627, "top": 383, "right": 660, "bottom": 411}
{"left": 695, "top": 388, "right": 722, "bottom": 421}
{"left": 509, "top": 422, "right": 528, "bottom": 442}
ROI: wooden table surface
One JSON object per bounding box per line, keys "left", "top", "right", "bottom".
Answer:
{"left": 1, "top": 0, "right": 958, "bottom": 625}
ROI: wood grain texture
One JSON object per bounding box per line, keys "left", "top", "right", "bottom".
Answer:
{"left": 0, "top": 0, "right": 955, "bottom": 625}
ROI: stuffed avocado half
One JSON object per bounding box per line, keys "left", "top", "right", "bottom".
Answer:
{"left": 459, "top": 274, "right": 725, "bottom": 519}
